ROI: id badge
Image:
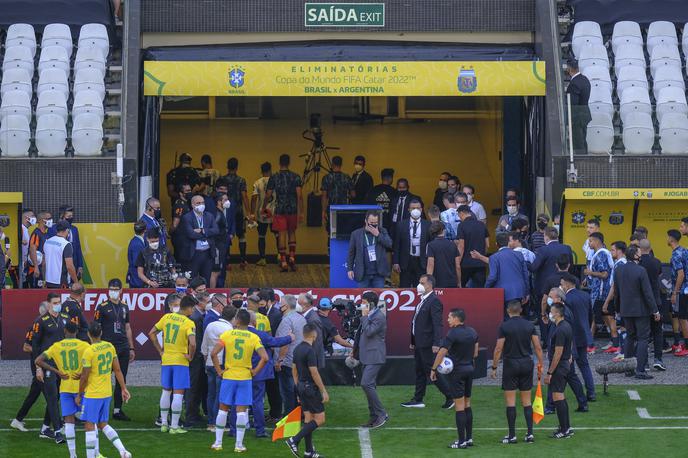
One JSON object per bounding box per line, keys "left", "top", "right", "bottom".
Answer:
{"left": 367, "top": 244, "right": 377, "bottom": 262}
{"left": 198, "top": 239, "right": 209, "bottom": 250}
{"left": 114, "top": 320, "right": 122, "bottom": 334}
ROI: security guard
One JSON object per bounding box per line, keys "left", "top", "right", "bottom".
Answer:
{"left": 136, "top": 228, "right": 176, "bottom": 288}
{"left": 61, "top": 282, "right": 89, "bottom": 341}
{"left": 170, "top": 183, "right": 192, "bottom": 263}
{"left": 94, "top": 278, "right": 135, "bottom": 421}
{"left": 166, "top": 152, "right": 201, "bottom": 201}
{"left": 32, "top": 292, "right": 68, "bottom": 443}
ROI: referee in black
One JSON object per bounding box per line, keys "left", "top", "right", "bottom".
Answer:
{"left": 430, "top": 309, "right": 479, "bottom": 449}
{"left": 491, "top": 300, "right": 544, "bottom": 444}
{"left": 545, "top": 302, "right": 574, "bottom": 439}
{"left": 285, "top": 323, "right": 329, "bottom": 458}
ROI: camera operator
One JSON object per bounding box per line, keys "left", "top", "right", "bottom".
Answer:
{"left": 136, "top": 228, "right": 176, "bottom": 288}
{"left": 356, "top": 291, "right": 388, "bottom": 429}
{"left": 317, "top": 298, "right": 354, "bottom": 355}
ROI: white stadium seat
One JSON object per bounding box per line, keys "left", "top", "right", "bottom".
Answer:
{"left": 578, "top": 44, "right": 609, "bottom": 72}
{"left": 75, "top": 46, "right": 106, "bottom": 77}
{"left": 622, "top": 112, "right": 655, "bottom": 154}
{"left": 581, "top": 66, "right": 612, "bottom": 95}
{"left": 72, "top": 113, "right": 103, "bottom": 156}
{"left": 41, "top": 23, "right": 73, "bottom": 58}
{"left": 0, "top": 115, "right": 31, "bottom": 157}
{"left": 5, "top": 24, "right": 36, "bottom": 57}
{"left": 683, "top": 23, "right": 688, "bottom": 57}
{"left": 586, "top": 113, "right": 615, "bottom": 155}
{"left": 588, "top": 86, "right": 614, "bottom": 119}
{"left": 72, "top": 90, "right": 104, "bottom": 121}
{"left": 35, "top": 114, "right": 67, "bottom": 157}
{"left": 36, "top": 90, "right": 69, "bottom": 123}
{"left": 650, "top": 44, "right": 681, "bottom": 77}
{"left": 38, "top": 45, "right": 70, "bottom": 76}
{"left": 614, "top": 44, "right": 645, "bottom": 75}
{"left": 619, "top": 86, "right": 652, "bottom": 124}
{"left": 616, "top": 66, "right": 649, "bottom": 98}
{"left": 74, "top": 68, "right": 106, "bottom": 100}
{"left": 37, "top": 68, "right": 69, "bottom": 101}
{"left": 612, "top": 21, "right": 643, "bottom": 54}
{"left": 78, "top": 23, "right": 110, "bottom": 59}
{"left": 653, "top": 66, "right": 685, "bottom": 98}
{"left": 572, "top": 21, "right": 603, "bottom": 58}
{"left": 2, "top": 46, "right": 35, "bottom": 77}
{"left": 1, "top": 68, "right": 32, "bottom": 99}
{"left": 0, "top": 90, "right": 32, "bottom": 123}
{"left": 647, "top": 21, "right": 678, "bottom": 55}
{"left": 659, "top": 113, "right": 688, "bottom": 154}
{"left": 656, "top": 86, "right": 688, "bottom": 122}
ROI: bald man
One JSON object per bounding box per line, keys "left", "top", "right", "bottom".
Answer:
{"left": 181, "top": 195, "right": 219, "bottom": 283}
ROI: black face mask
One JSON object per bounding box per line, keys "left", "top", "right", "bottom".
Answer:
{"left": 153, "top": 209, "right": 162, "bottom": 219}
{"left": 232, "top": 299, "right": 244, "bottom": 308}
{"left": 369, "top": 224, "right": 378, "bottom": 229}
{"left": 258, "top": 306, "right": 267, "bottom": 315}
{"left": 537, "top": 221, "right": 547, "bottom": 230}
{"left": 184, "top": 192, "right": 192, "bottom": 201}
{"left": 64, "top": 217, "right": 74, "bottom": 225}
{"left": 398, "top": 190, "right": 408, "bottom": 197}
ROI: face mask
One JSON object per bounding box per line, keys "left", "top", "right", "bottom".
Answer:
{"left": 28, "top": 216, "right": 37, "bottom": 226}
{"left": 465, "top": 193, "right": 473, "bottom": 202}
{"left": 507, "top": 206, "right": 518, "bottom": 216}
{"left": 295, "top": 304, "right": 303, "bottom": 313}
{"left": 0, "top": 233, "right": 5, "bottom": 242}
{"left": 354, "top": 164, "right": 364, "bottom": 173}
{"left": 410, "top": 209, "right": 422, "bottom": 220}
{"left": 222, "top": 200, "right": 231, "bottom": 209}
{"left": 149, "top": 241, "right": 160, "bottom": 250}
{"left": 232, "top": 299, "right": 244, "bottom": 308}
{"left": 175, "top": 286, "right": 187, "bottom": 294}
{"left": 549, "top": 312, "right": 556, "bottom": 322}
{"left": 52, "top": 303, "right": 62, "bottom": 313}
{"left": 258, "top": 306, "right": 267, "bottom": 315}
{"left": 153, "top": 209, "right": 162, "bottom": 219}
{"left": 64, "top": 217, "right": 74, "bottom": 225}
{"left": 171, "top": 306, "right": 180, "bottom": 313}
{"left": 546, "top": 297, "right": 554, "bottom": 306}
{"left": 438, "top": 180, "right": 447, "bottom": 190}
{"left": 194, "top": 204, "right": 205, "bottom": 214}
{"left": 537, "top": 221, "right": 547, "bottom": 230}
{"left": 45, "top": 219, "right": 53, "bottom": 228}
{"left": 205, "top": 303, "right": 213, "bottom": 312}
{"left": 184, "top": 192, "right": 192, "bottom": 201}
{"left": 398, "top": 190, "right": 408, "bottom": 197}
{"left": 108, "top": 290, "right": 120, "bottom": 300}
{"left": 416, "top": 283, "right": 425, "bottom": 295}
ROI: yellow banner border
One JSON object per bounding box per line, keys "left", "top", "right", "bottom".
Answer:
{"left": 564, "top": 188, "right": 688, "bottom": 200}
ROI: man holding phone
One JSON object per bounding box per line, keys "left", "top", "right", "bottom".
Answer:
{"left": 347, "top": 211, "right": 393, "bottom": 288}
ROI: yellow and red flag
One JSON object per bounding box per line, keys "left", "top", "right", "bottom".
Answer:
{"left": 272, "top": 406, "right": 302, "bottom": 442}
{"left": 532, "top": 379, "right": 545, "bottom": 424}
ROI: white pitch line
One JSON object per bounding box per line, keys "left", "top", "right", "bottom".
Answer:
{"left": 358, "top": 427, "right": 374, "bottom": 458}
{"left": 636, "top": 407, "right": 688, "bottom": 420}
{"left": 627, "top": 390, "right": 641, "bottom": 401}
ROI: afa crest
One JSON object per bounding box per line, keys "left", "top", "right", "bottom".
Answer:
{"left": 229, "top": 66, "right": 245, "bottom": 89}
{"left": 458, "top": 68, "right": 477, "bottom": 93}
{"left": 571, "top": 211, "right": 586, "bottom": 225}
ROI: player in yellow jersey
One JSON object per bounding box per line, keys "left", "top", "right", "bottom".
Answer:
{"left": 247, "top": 294, "right": 271, "bottom": 333}
{"left": 77, "top": 322, "right": 132, "bottom": 458}
{"left": 35, "top": 322, "right": 90, "bottom": 458}
{"left": 148, "top": 294, "right": 197, "bottom": 434}
{"left": 210, "top": 309, "right": 269, "bottom": 453}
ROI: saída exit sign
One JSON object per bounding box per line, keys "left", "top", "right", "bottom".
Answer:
{"left": 305, "top": 3, "right": 385, "bottom": 27}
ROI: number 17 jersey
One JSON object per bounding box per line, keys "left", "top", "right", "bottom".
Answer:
{"left": 154, "top": 312, "right": 196, "bottom": 367}
{"left": 219, "top": 328, "right": 263, "bottom": 381}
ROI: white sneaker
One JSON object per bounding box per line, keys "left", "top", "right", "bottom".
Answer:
{"left": 211, "top": 443, "right": 223, "bottom": 451}
{"left": 10, "top": 419, "right": 28, "bottom": 432}
{"left": 120, "top": 451, "right": 132, "bottom": 458}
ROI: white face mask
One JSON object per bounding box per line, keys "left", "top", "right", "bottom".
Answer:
{"left": 222, "top": 200, "right": 231, "bottom": 209}
{"left": 108, "top": 290, "right": 120, "bottom": 300}
{"left": 465, "top": 193, "right": 473, "bottom": 203}
{"left": 194, "top": 204, "right": 205, "bottom": 214}
{"left": 149, "top": 241, "right": 160, "bottom": 250}
{"left": 28, "top": 216, "right": 37, "bottom": 226}
{"left": 546, "top": 297, "right": 554, "bottom": 306}
{"left": 171, "top": 306, "right": 180, "bottom": 313}
{"left": 416, "top": 283, "right": 425, "bottom": 295}
{"left": 205, "top": 303, "right": 213, "bottom": 312}
{"left": 548, "top": 312, "right": 556, "bottom": 322}
{"left": 507, "top": 205, "right": 518, "bottom": 216}
{"left": 45, "top": 219, "right": 54, "bottom": 228}
{"left": 295, "top": 304, "right": 303, "bottom": 313}
{"left": 410, "top": 208, "right": 422, "bottom": 220}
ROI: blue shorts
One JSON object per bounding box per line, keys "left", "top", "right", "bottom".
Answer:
{"left": 219, "top": 379, "right": 252, "bottom": 407}
{"left": 81, "top": 397, "right": 111, "bottom": 424}
{"left": 60, "top": 393, "right": 80, "bottom": 417}
{"left": 161, "top": 365, "right": 190, "bottom": 391}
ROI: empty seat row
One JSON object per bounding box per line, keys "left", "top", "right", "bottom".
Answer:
{"left": 0, "top": 113, "right": 103, "bottom": 157}
{"left": 0, "top": 90, "right": 105, "bottom": 123}
{"left": 3, "top": 44, "right": 108, "bottom": 77}
{"left": 579, "top": 42, "right": 682, "bottom": 77}
{"left": 589, "top": 85, "right": 687, "bottom": 121}
{"left": 1, "top": 68, "right": 106, "bottom": 100}
{"left": 4, "top": 23, "right": 109, "bottom": 59}
{"left": 574, "top": 20, "right": 683, "bottom": 58}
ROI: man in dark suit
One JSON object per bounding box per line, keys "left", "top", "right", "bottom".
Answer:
{"left": 258, "top": 287, "right": 283, "bottom": 421}
{"left": 182, "top": 195, "right": 219, "bottom": 283}
{"left": 638, "top": 239, "right": 667, "bottom": 370}
{"left": 566, "top": 59, "right": 592, "bottom": 154}
{"left": 402, "top": 274, "right": 452, "bottom": 409}
{"left": 613, "top": 245, "right": 660, "bottom": 379}
{"left": 390, "top": 178, "right": 422, "bottom": 240}
{"left": 529, "top": 227, "right": 573, "bottom": 299}
{"left": 480, "top": 232, "right": 529, "bottom": 312}
{"left": 126, "top": 221, "right": 146, "bottom": 287}
{"left": 186, "top": 291, "right": 209, "bottom": 427}
{"left": 357, "top": 291, "right": 388, "bottom": 428}
{"left": 393, "top": 199, "right": 431, "bottom": 288}
{"left": 299, "top": 292, "right": 326, "bottom": 369}
{"left": 347, "top": 211, "right": 393, "bottom": 288}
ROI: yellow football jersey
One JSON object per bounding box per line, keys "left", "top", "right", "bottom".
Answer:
{"left": 154, "top": 313, "right": 196, "bottom": 366}
{"left": 255, "top": 312, "right": 271, "bottom": 333}
{"left": 219, "top": 328, "right": 264, "bottom": 381}
{"left": 81, "top": 341, "right": 117, "bottom": 399}
{"left": 44, "top": 338, "right": 90, "bottom": 394}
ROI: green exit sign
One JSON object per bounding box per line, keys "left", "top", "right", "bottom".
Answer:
{"left": 305, "top": 3, "right": 385, "bottom": 27}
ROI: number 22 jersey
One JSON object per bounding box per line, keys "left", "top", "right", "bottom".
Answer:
{"left": 154, "top": 312, "right": 196, "bottom": 367}
{"left": 218, "top": 328, "right": 263, "bottom": 381}
{"left": 81, "top": 341, "right": 117, "bottom": 399}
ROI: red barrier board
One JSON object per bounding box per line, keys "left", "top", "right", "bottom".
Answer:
{"left": 1, "top": 288, "right": 503, "bottom": 360}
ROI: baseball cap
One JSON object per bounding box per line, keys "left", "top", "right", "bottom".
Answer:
{"left": 319, "top": 298, "right": 332, "bottom": 310}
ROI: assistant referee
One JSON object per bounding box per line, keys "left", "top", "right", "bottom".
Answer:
{"left": 545, "top": 303, "right": 574, "bottom": 439}
{"left": 491, "top": 300, "right": 544, "bottom": 444}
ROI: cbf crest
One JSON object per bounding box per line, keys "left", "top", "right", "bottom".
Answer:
{"left": 229, "top": 66, "right": 245, "bottom": 89}
{"left": 458, "top": 67, "right": 477, "bottom": 93}
{"left": 571, "top": 210, "right": 586, "bottom": 225}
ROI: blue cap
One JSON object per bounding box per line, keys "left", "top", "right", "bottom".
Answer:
{"left": 319, "top": 298, "right": 332, "bottom": 310}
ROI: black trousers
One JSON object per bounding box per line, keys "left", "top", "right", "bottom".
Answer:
{"left": 190, "top": 249, "right": 212, "bottom": 284}
{"left": 266, "top": 378, "right": 283, "bottom": 418}
{"left": 185, "top": 355, "right": 208, "bottom": 421}
{"left": 413, "top": 346, "right": 451, "bottom": 402}
{"left": 42, "top": 371, "right": 62, "bottom": 430}
{"left": 651, "top": 317, "right": 664, "bottom": 360}
{"left": 624, "top": 316, "right": 651, "bottom": 374}
{"left": 461, "top": 266, "right": 486, "bottom": 288}
{"left": 114, "top": 348, "right": 130, "bottom": 409}
{"left": 16, "top": 375, "right": 50, "bottom": 425}
{"left": 571, "top": 107, "right": 591, "bottom": 154}
{"left": 399, "top": 256, "right": 424, "bottom": 288}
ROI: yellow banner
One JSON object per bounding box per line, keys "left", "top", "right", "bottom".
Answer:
{"left": 636, "top": 200, "right": 687, "bottom": 261}
{"left": 143, "top": 61, "right": 546, "bottom": 97}
{"left": 564, "top": 188, "right": 688, "bottom": 200}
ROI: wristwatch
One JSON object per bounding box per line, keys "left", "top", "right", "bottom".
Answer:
{"left": 547, "top": 372, "right": 553, "bottom": 375}
{"left": 491, "top": 366, "right": 497, "bottom": 370}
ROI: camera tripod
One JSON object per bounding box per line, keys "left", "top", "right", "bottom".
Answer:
{"left": 300, "top": 128, "right": 340, "bottom": 193}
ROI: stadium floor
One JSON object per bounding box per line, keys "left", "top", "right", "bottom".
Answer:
{"left": 2, "top": 385, "right": 687, "bottom": 457}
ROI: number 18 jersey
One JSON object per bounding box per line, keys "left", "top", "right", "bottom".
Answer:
{"left": 81, "top": 341, "right": 117, "bottom": 399}
{"left": 218, "top": 328, "right": 263, "bottom": 381}
{"left": 154, "top": 312, "right": 196, "bottom": 367}
{"left": 43, "top": 338, "right": 90, "bottom": 394}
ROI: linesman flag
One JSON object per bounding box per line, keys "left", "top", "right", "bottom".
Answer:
{"left": 272, "top": 406, "right": 302, "bottom": 441}
{"left": 532, "top": 379, "right": 545, "bottom": 424}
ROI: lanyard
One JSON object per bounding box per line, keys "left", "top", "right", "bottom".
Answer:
{"left": 364, "top": 233, "right": 376, "bottom": 246}
{"left": 197, "top": 215, "right": 204, "bottom": 229}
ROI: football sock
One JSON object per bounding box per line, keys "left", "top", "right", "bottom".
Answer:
{"left": 85, "top": 430, "right": 97, "bottom": 458}
{"left": 64, "top": 423, "right": 76, "bottom": 458}
{"left": 293, "top": 420, "right": 318, "bottom": 445}
{"left": 41, "top": 423, "right": 49, "bottom": 433}
{"left": 235, "top": 411, "right": 248, "bottom": 448}
{"left": 465, "top": 407, "right": 473, "bottom": 440}
{"left": 160, "top": 390, "right": 172, "bottom": 426}
{"left": 288, "top": 242, "right": 296, "bottom": 258}
{"left": 94, "top": 430, "right": 100, "bottom": 456}
{"left": 561, "top": 399, "right": 570, "bottom": 431}
{"left": 523, "top": 405, "right": 534, "bottom": 435}
{"left": 258, "top": 235, "right": 266, "bottom": 258}
{"left": 506, "top": 406, "right": 516, "bottom": 438}
{"left": 305, "top": 433, "right": 313, "bottom": 453}
{"left": 214, "top": 410, "right": 227, "bottom": 445}
{"left": 554, "top": 400, "right": 569, "bottom": 431}
{"left": 102, "top": 425, "right": 126, "bottom": 453}
{"left": 455, "top": 411, "right": 467, "bottom": 443}
{"left": 674, "top": 332, "right": 681, "bottom": 345}
{"left": 612, "top": 336, "right": 620, "bottom": 347}
{"left": 171, "top": 394, "right": 183, "bottom": 428}
{"left": 113, "top": 408, "right": 121, "bottom": 414}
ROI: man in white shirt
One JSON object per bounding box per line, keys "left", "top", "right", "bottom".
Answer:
{"left": 201, "top": 306, "right": 235, "bottom": 433}
{"left": 582, "top": 219, "right": 600, "bottom": 273}
{"left": 462, "top": 185, "right": 487, "bottom": 224}
{"left": 43, "top": 220, "right": 77, "bottom": 288}
{"left": 274, "top": 294, "right": 306, "bottom": 415}
{"left": 21, "top": 209, "right": 35, "bottom": 286}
